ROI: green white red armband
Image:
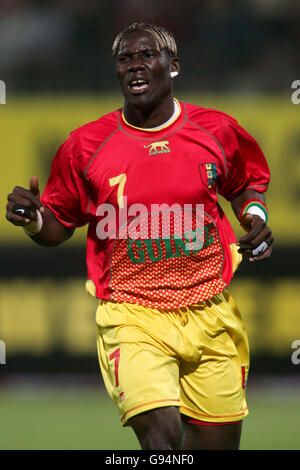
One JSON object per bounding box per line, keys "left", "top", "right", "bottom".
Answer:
{"left": 239, "top": 199, "right": 268, "bottom": 224}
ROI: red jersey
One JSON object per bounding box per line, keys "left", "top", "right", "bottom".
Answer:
{"left": 41, "top": 100, "right": 270, "bottom": 308}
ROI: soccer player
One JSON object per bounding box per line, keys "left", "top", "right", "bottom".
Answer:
{"left": 6, "top": 23, "right": 273, "bottom": 450}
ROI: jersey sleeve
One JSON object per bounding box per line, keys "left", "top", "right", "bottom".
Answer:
{"left": 40, "top": 131, "right": 90, "bottom": 228}
{"left": 218, "top": 116, "right": 270, "bottom": 201}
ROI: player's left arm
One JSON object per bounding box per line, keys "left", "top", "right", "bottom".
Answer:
{"left": 231, "top": 188, "right": 274, "bottom": 262}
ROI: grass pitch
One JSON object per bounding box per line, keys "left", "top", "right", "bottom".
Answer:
{"left": 0, "top": 384, "right": 299, "bottom": 450}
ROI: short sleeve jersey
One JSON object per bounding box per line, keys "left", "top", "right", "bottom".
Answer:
{"left": 41, "top": 100, "right": 270, "bottom": 309}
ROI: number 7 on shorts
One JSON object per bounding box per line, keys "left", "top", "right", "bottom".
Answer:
{"left": 109, "top": 347, "right": 120, "bottom": 387}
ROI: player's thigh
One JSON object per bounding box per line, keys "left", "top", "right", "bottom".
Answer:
{"left": 180, "top": 353, "right": 248, "bottom": 424}
{"left": 96, "top": 300, "right": 183, "bottom": 425}
{"left": 97, "top": 331, "right": 181, "bottom": 425}
{"left": 179, "top": 293, "right": 249, "bottom": 426}
{"left": 183, "top": 420, "right": 243, "bottom": 450}
{"left": 129, "top": 406, "right": 182, "bottom": 450}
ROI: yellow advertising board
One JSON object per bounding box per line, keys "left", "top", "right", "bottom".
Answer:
{"left": 0, "top": 277, "right": 299, "bottom": 356}
{"left": 0, "top": 94, "right": 299, "bottom": 244}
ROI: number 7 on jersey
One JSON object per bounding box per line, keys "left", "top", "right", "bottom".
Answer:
{"left": 109, "top": 173, "right": 127, "bottom": 209}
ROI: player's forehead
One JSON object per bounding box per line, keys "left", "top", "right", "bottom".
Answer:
{"left": 118, "top": 31, "right": 161, "bottom": 55}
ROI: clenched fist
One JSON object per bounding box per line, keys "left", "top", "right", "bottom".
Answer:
{"left": 6, "top": 176, "right": 44, "bottom": 227}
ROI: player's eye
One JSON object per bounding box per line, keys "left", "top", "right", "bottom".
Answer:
{"left": 142, "top": 50, "right": 158, "bottom": 59}
{"left": 117, "top": 55, "right": 129, "bottom": 63}
{"left": 117, "top": 50, "right": 158, "bottom": 64}
{"left": 142, "top": 51, "right": 153, "bottom": 58}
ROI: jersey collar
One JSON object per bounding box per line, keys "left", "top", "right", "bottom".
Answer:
{"left": 118, "top": 99, "right": 187, "bottom": 139}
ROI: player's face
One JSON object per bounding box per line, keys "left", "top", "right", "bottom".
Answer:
{"left": 116, "top": 31, "right": 178, "bottom": 109}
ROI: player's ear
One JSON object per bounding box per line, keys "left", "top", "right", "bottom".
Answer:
{"left": 170, "top": 58, "right": 180, "bottom": 79}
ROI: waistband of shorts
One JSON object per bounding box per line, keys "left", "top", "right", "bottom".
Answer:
{"left": 98, "top": 291, "right": 226, "bottom": 314}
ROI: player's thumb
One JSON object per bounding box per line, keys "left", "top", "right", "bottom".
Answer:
{"left": 29, "top": 176, "right": 40, "bottom": 197}
{"left": 29, "top": 176, "right": 44, "bottom": 213}
{"left": 240, "top": 213, "right": 253, "bottom": 231}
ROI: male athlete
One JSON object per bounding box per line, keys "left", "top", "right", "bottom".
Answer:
{"left": 6, "top": 23, "right": 273, "bottom": 450}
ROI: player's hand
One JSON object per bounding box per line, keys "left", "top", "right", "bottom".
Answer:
{"left": 237, "top": 213, "right": 274, "bottom": 262}
{"left": 6, "top": 176, "right": 44, "bottom": 227}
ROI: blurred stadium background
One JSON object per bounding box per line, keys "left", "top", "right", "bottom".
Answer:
{"left": 0, "top": 0, "right": 299, "bottom": 450}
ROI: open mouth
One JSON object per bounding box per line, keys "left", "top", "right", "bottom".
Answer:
{"left": 128, "top": 79, "right": 149, "bottom": 94}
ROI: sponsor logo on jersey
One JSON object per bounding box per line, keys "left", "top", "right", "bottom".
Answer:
{"left": 144, "top": 140, "right": 170, "bottom": 155}
{"left": 199, "top": 162, "right": 218, "bottom": 189}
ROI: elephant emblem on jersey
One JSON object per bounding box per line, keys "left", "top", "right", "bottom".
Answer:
{"left": 144, "top": 140, "right": 170, "bottom": 155}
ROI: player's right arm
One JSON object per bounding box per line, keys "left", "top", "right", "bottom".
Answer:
{"left": 6, "top": 176, "right": 74, "bottom": 247}
{"left": 6, "top": 130, "right": 91, "bottom": 245}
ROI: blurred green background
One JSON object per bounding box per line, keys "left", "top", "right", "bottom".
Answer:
{"left": 0, "top": 384, "right": 299, "bottom": 450}
{"left": 0, "top": 0, "right": 300, "bottom": 450}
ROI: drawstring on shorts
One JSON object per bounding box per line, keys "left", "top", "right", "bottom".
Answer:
{"left": 176, "top": 307, "right": 188, "bottom": 326}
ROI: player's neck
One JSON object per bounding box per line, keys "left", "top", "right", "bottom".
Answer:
{"left": 123, "top": 96, "right": 175, "bottom": 129}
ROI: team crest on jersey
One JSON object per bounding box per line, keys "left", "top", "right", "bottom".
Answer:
{"left": 199, "top": 162, "right": 218, "bottom": 189}
{"left": 144, "top": 140, "right": 170, "bottom": 155}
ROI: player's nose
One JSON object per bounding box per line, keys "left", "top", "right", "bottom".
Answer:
{"left": 127, "top": 56, "right": 145, "bottom": 72}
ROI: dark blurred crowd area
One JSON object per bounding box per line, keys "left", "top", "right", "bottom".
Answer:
{"left": 0, "top": 0, "right": 299, "bottom": 93}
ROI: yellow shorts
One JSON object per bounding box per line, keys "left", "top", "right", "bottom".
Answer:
{"left": 96, "top": 290, "right": 249, "bottom": 426}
